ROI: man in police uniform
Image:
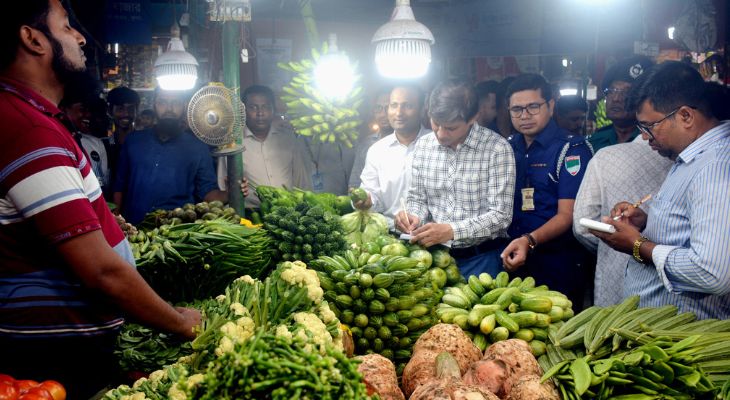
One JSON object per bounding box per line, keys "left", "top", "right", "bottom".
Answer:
{"left": 589, "top": 56, "right": 653, "bottom": 152}
{"left": 501, "top": 74, "right": 593, "bottom": 307}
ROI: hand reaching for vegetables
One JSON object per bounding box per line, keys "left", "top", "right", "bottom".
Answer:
{"left": 174, "top": 306, "right": 202, "bottom": 340}
{"left": 349, "top": 188, "right": 372, "bottom": 210}
{"left": 240, "top": 178, "right": 249, "bottom": 197}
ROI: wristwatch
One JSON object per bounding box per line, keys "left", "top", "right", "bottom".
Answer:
{"left": 521, "top": 233, "right": 537, "bottom": 253}
{"left": 633, "top": 236, "right": 649, "bottom": 263}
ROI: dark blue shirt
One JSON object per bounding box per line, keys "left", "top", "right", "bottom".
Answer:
{"left": 113, "top": 129, "right": 219, "bottom": 224}
{"left": 508, "top": 120, "right": 593, "bottom": 241}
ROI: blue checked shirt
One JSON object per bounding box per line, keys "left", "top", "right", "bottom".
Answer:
{"left": 624, "top": 121, "right": 730, "bottom": 319}
{"left": 407, "top": 124, "right": 515, "bottom": 247}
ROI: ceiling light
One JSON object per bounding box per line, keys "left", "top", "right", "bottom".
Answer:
{"left": 314, "top": 33, "right": 356, "bottom": 101}
{"left": 667, "top": 26, "right": 675, "bottom": 40}
{"left": 154, "top": 23, "right": 199, "bottom": 91}
{"left": 372, "top": 0, "right": 435, "bottom": 79}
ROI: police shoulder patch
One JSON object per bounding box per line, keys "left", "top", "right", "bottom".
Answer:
{"left": 564, "top": 155, "right": 581, "bottom": 176}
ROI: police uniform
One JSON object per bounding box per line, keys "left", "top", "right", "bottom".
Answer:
{"left": 588, "top": 124, "right": 640, "bottom": 152}
{"left": 508, "top": 120, "right": 594, "bottom": 307}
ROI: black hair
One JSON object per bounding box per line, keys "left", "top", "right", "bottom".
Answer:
{"left": 392, "top": 83, "right": 426, "bottom": 109}
{"left": 140, "top": 109, "right": 156, "bottom": 118}
{"left": 627, "top": 61, "right": 713, "bottom": 118}
{"left": 428, "top": 79, "right": 479, "bottom": 123}
{"left": 475, "top": 80, "right": 499, "bottom": 101}
{"left": 0, "top": 0, "right": 51, "bottom": 70}
{"left": 505, "top": 73, "right": 553, "bottom": 104}
{"left": 242, "top": 85, "right": 275, "bottom": 107}
{"left": 556, "top": 95, "right": 588, "bottom": 116}
{"left": 107, "top": 86, "right": 140, "bottom": 107}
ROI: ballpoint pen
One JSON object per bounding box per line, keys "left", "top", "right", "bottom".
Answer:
{"left": 400, "top": 198, "right": 412, "bottom": 234}
{"left": 613, "top": 194, "right": 652, "bottom": 220}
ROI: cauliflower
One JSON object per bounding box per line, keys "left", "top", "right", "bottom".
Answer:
{"left": 292, "top": 312, "right": 334, "bottom": 354}
{"left": 132, "top": 377, "right": 147, "bottom": 389}
{"left": 215, "top": 294, "right": 226, "bottom": 303}
{"left": 318, "top": 301, "right": 337, "bottom": 324}
{"left": 130, "top": 394, "right": 147, "bottom": 400}
{"left": 235, "top": 275, "right": 256, "bottom": 284}
{"left": 215, "top": 316, "right": 255, "bottom": 357}
{"left": 149, "top": 369, "right": 167, "bottom": 382}
{"left": 229, "top": 302, "right": 247, "bottom": 316}
{"left": 214, "top": 336, "right": 235, "bottom": 357}
{"left": 280, "top": 261, "right": 323, "bottom": 304}
{"left": 186, "top": 373, "right": 205, "bottom": 386}
{"left": 168, "top": 384, "right": 187, "bottom": 400}
{"left": 276, "top": 325, "right": 293, "bottom": 340}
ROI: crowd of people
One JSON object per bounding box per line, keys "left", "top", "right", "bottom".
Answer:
{"left": 1, "top": 0, "right": 729, "bottom": 398}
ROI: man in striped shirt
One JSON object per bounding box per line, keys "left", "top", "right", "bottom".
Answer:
{"left": 592, "top": 61, "right": 730, "bottom": 319}
{"left": 0, "top": 1, "right": 200, "bottom": 397}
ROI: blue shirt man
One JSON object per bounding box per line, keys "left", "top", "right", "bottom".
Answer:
{"left": 113, "top": 88, "right": 227, "bottom": 224}
{"left": 501, "top": 74, "right": 593, "bottom": 307}
{"left": 592, "top": 62, "right": 730, "bottom": 319}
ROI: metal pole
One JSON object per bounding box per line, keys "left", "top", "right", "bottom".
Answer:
{"left": 222, "top": 21, "right": 245, "bottom": 215}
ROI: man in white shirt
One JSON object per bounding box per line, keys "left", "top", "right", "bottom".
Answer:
{"left": 355, "top": 85, "right": 430, "bottom": 229}
{"left": 218, "top": 85, "right": 312, "bottom": 207}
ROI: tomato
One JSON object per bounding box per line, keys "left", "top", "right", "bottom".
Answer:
{"left": 0, "top": 375, "right": 14, "bottom": 385}
{"left": 13, "top": 381, "right": 37, "bottom": 394}
{"left": 0, "top": 381, "right": 19, "bottom": 400}
{"left": 17, "top": 387, "right": 52, "bottom": 400}
{"left": 37, "top": 382, "right": 64, "bottom": 400}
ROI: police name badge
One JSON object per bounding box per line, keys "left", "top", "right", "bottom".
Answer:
{"left": 565, "top": 155, "right": 581, "bottom": 176}
{"left": 521, "top": 187, "right": 535, "bottom": 211}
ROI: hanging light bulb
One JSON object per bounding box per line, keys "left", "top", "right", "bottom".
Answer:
{"left": 371, "top": 0, "right": 434, "bottom": 80}
{"left": 314, "top": 33, "right": 356, "bottom": 101}
{"left": 154, "top": 22, "right": 198, "bottom": 91}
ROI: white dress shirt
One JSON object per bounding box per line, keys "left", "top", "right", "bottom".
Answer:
{"left": 360, "top": 127, "right": 431, "bottom": 228}
{"left": 218, "top": 121, "right": 312, "bottom": 207}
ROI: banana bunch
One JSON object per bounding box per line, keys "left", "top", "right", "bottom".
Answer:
{"left": 594, "top": 98, "right": 611, "bottom": 130}
{"left": 277, "top": 43, "right": 364, "bottom": 148}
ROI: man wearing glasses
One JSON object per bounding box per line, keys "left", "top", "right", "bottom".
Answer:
{"left": 591, "top": 61, "right": 730, "bottom": 319}
{"left": 501, "top": 74, "right": 594, "bottom": 308}
{"left": 589, "top": 56, "right": 653, "bottom": 152}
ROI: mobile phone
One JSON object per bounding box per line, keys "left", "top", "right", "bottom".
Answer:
{"left": 579, "top": 218, "right": 616, "bottom": 233}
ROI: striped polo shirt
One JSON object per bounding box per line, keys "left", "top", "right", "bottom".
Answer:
{"left": 0, "top": 77, "right": 134, "bottom": 339}
{"left": 624, "top": 121, "right": 730, "bottom": 319}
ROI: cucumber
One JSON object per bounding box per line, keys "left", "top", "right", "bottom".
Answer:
{"left": 495, "top": 310, "right": 520, "bottom": 333}
{"left": 520, "top": 296, "right": 553, "bottom": 313}
{"left": 490, "top": 326, "right": 510, "bottom": 342}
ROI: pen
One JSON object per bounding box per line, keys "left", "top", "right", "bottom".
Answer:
{"left": 613, "top": 194, "right": 652, "bottom": 220}
{"left": 400, "top": 198, "right": 412, "bottom": 234}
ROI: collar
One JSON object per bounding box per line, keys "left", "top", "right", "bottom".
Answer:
{"left": 388, "top": 126, "right": 430, "bottom": 147}
{"left": 0, "top": 77, "right": 62, "bottom": 117}
{"left": 532, "top": 119, "right": 562, "bottom": 148}
{"left": 459, "top": 123, "right": 481, "bottom": 149}
{"left": 677, "top": 121, "right": 730, "bottom": 164}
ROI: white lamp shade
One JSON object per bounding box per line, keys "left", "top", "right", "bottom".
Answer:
{"left": 154, "top": 37, "right": 199, "bottom": 91}
{"left": 372, "top": 0, "right": 434, "bottom": 80}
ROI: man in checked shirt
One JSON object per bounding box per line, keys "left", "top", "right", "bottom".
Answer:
{"left": 395, "top": 79, "right": 516, "bottom": 278}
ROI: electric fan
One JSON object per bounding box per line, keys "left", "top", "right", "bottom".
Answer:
{"left": 187, "top": 83, "right": 245, "bottom": 156}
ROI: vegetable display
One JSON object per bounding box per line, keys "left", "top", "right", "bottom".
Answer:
{"left": 105, "top": 261, "right": 352, "bottom": 399}
{"left": 310, "top": 240, "right": 443, "bottom": 374}
{"left": 0, "top": 375, "right": 66, "bottom": 400}
{"left": 255, "top": 185, "right": 353, "bottom": 216}
{"left": 138, "top": 201, "right": 240, "bottom": 230}
{"left": 129, "top": 218, "right": 273, "bottom": 302}
{"left": 262, "top": 202, "right": 347, "bottom": 263}
{"left": 114, "top": 320, "right": 196, "bottom": 373}
{"left": 437, "top": 271, "right": 573, "bottom": 354}
{"left": 539, "top": 295, "right": 730, "bottom": 399}
{"left": 340, "top": 209, "right": 390, "bottom": 247}
{"left": 409, "top": 352, "right": 499, "bottom": 400}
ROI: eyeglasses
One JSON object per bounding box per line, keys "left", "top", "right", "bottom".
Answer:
{"left": 603, "top": 87, "right": 630, "bottom": 98}
{"left": 636, "top": 107, "right": 681, "bottom": 140}
{"left": 509, "top": 102, "right": 546, "bottom": 118}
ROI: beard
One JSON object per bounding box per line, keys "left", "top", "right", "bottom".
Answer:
{"left": 155, "top": 118, "right": 183, "bottom": 141}
{"left": 46, "top": 31, "right": 87, "bottom": 85}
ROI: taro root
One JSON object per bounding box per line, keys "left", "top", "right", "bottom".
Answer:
{"left": 409, "top": 352, "right": 500, "bottom": 400}
{"left": 505, "top": 374, "right": 559, "bottom": 400}
{"left": 463, "top": 339, "right": 542, "bottom": 398}
{"left": 356, "top": 354, "right": 405, "bottom": 400}
{"left": 403, "top": 324, "right": 482, "bottom": 397}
